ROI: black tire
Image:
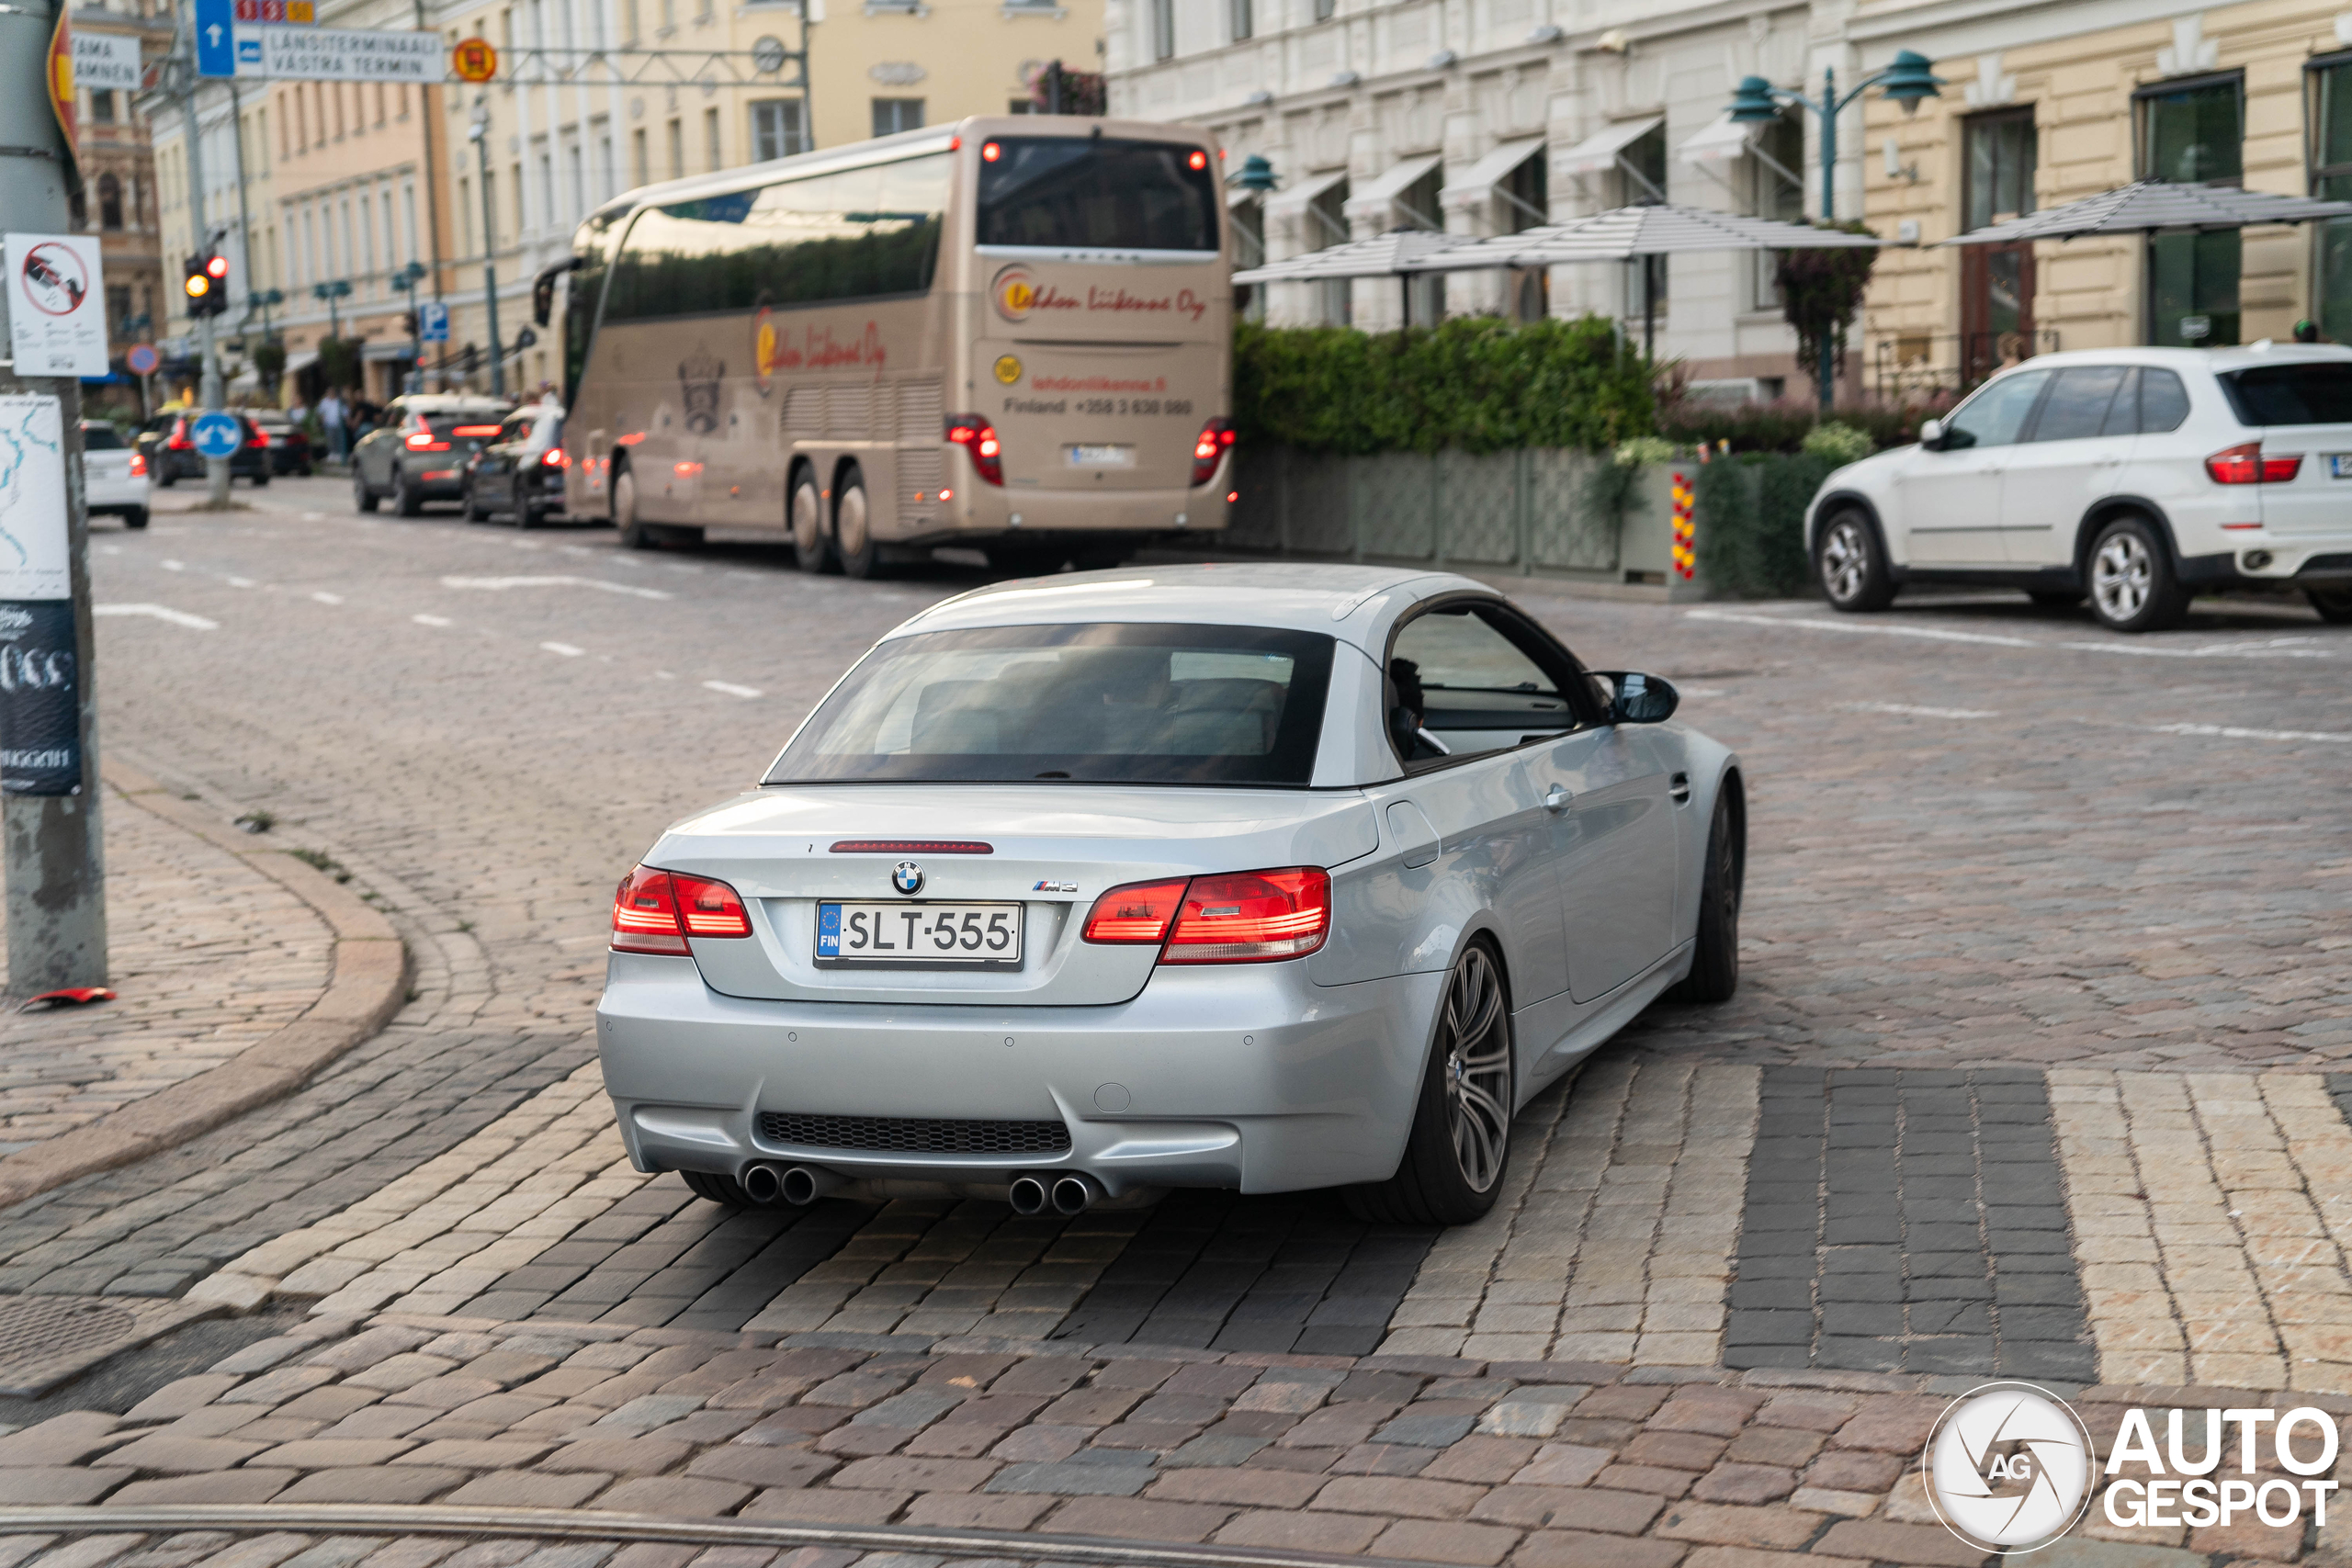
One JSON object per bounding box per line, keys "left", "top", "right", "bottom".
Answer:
{"left": 393, "top": 469, "right": 422, "bottom": 517}
{"left": 615, "top": 467, "right": 653, "bottom": 548}
{"left": 2086, "top": 514, "right": 2188, "bottom": 633}
{"left": 252, "top": 471, "right": 269, "bottom": 488}
{"left": 1345, "top": 941, "right": 1512, "bottom": 1227}
{"left": 1666, "top": 779, "right": 1745, "bottom": 1004}
{"left": 680, "top": 1169, "right": 754, "bottom": 1207}
{"left": 354, "top": 468, "right": 379, "bottom": 513}
{"left": 833, "top": 465, "right": 880, "bottom": 579}
{"left": 2307, "top": 585, "right": 2352, "bottom": 625}
{"left": 791, "top": 473, "right": 835, "bottom": 573}
{"left": 1815, "top": 509, "right": 1894, "bottom": 612}
{"left": 156, "top": 465, "right": 178, "bottom": 489}
{"left": 461, "top": 481, "right": 486, "bottom": 523}
{"left": 124, "top": 508, "right": 149, "bottom": 531}
{"left": 2029, "top": 590, "right": 2084, "bottom": 609}
{"left": 517, "top": 502, "right": 541, "bottom": 531}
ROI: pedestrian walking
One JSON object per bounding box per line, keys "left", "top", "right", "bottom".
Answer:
{"left": 320, "top": 389, "right": 347, "bottom": 462}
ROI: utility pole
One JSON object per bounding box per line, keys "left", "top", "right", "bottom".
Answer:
{"left": 469, "top": 109, "right": 504, "bottom": 397}
{"left": 177, "top": 73, "right": 232, "bottom": 504}
{"left": 0, "top": 0, "right": 108, "bottom": 991}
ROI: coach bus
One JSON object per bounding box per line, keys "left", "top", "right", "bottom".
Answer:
{"left": 535, "top": 115, "right": 1234, "bottom": 577}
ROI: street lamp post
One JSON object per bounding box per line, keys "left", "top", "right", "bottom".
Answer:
{"left": 311, "top": 277, "right": 351, "bottom": 341}
{"left": 469, "top": 114, "right": 506, "bottom": 398}
{"left": 1728, "top": 51, "right": 1941, "bottom": 409}
{"left": 390, "top": 261, "right": 429, "bottom": 392}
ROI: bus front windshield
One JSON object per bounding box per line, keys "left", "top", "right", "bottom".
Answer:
{"left": 976, "top": 137, "right": 1220, "bottom": 254}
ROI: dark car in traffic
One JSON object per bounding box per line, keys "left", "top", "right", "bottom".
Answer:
{"left": 135, "top": 412, "right": 273, "bottom": 487}
{"left": 462, "top": 406, "right": 567, "bottom": 528}
{"left": 248, "top": 412, "right": 315, "bottom": 477}
{"left": 351, "top": 395, "right": 512, "bottom": 515}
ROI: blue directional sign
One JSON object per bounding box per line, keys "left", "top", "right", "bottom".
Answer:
{"left": 195, "top": 0, "right": 237, "bottom": 77}
{"left": 417, "top": 301, "right": 449, "bottom": 343}
{"left": 189, "top": 411, "right": 243, "bottom": 458}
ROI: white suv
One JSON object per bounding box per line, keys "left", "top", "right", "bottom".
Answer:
{"left": 1805, "top": 345, "right": 2352, "bottom": 632}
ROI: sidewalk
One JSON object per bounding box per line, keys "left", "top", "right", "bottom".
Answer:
{"left": 0, "top": 764, "right": 409, "bottom": 1209}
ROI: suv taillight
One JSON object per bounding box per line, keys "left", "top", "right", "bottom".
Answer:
{"left": 1081, "top": 866, "right": 1330, "bottom": 964}
{"left": 611, "top": 864, "right": 752, "bottom": 954}
{"left": 249, "top": 425, "right": 268, "bottom": 448}
{"left": 128, "top": 452, "right": 146, "bottom": 477}
{"left": 1191, "top": 418, "right": 1235, "bottom": 486}
{"left": 165, "top": 421, "right": 190, "bottom": 450}
{"left": 542, "top": 446, "right": 571, "bottom": 468}
{"left": 2206, "top": 442, "right": 2302, "bottom": 484}
{"left": 946, "top": 414, "right": 1003, "bottom": 486}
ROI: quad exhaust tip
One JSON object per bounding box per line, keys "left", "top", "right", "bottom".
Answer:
{"left": 741, "top": 1162, "right": 839, "bottom": 1206}
{"left": 1050, "top": 1174, "right": 1098, "bottom": 1215}
{"left": 1008, "top": 1174, "right": 1049, "bottom": 1216}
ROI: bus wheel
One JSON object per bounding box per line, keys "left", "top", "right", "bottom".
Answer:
{"left": 791, "top": 475, "right": 834, "bottom": 573}
{"left": 615, "top": 468, "right": 654, "bottom": 549}
{"left": 834, "top": 468, "right": 881, "bottom": 580}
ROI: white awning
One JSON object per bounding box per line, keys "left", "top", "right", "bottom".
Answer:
{"left": 1442, "top": 137, "right": 1547, "bottom": 215}
{"left": 1342, "top": 152, "right": 1443, "bottom": 226}
{"left": 1678, "top": 115, "right": 1755, "bottom": 166}
{"left": 1555, "top": 118, "right": 1663, "bottom": 176}
{"left": 363, "top": 341, "right": 419, "bottom": 361}
{"left": 281, "top": 350, "right": 320, "bottom": 375}
{"left": 1265, "top": 167, "right": 1349, "bottom": 219}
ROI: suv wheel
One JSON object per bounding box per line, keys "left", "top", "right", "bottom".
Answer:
{"left": 393, "top": 469, "right": 423, "bottom": 517}
{"left": 353, "top": 468, "right": 379, "bottom": 513}
{"left": 2086, "top": 515, "right": 2188, "bottom": 633}
{"left": 1815, "top": 510, "right": 1894, "bottom": 612}
{"left": 2308, "top": 585, "right": 2352, "bottom": 625}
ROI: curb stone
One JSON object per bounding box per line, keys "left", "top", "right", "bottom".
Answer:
{"left": 0, "top": 761, "right": 411, "bottom": 1215}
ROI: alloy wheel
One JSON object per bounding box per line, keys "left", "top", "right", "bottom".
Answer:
{"left": 1821, "top": 520, "right": 1870, "bottom": 604}
{"left": 2092, "top": 532, "right": 2153, "bottom": 621}
{"left": 1439, "top": 946, "right": 1511, "bottom": 1194}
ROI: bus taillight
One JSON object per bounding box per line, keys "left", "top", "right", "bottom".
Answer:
{"left": 1191, "top": 419, "right": 1236, "bottom": 486}
{"left": 946, "top": 414, "right": 1004, "bottom": 487}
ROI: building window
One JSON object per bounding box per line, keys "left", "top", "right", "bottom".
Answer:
{"left": 2140, "top": 74, "right": 2243, "bottom": 345}
{"left": 97, "top": 174, "right": 124, "bottom": 231}
{"left": 1749, "top": 110, "right": 1804, "bottom": 308}
{"left": 633, "top": 127, "right": 649, "bottom": 186}
{"left": 705, "top": 107, "right": 720, "bottom": 171}
{"left": 2311, "top": 56, "right": 2352, "bottom": 340}
{"left": 871, "top": 98, "right": 923, "bottom": 136}
{"left": 752, "top": 99, "right": 807, "bottom": 160}
{"left": 91, "top": 90, "right": 116, "bottom": 124}
{"left": 1229, "top": 0, "right": 1250, "bottom": 41}
{"left": 1308, "top": 177, "right": 1349, "bottom": 325}
{"left": 107, "top": 284, "right": 131, "bottom": 336}
{"left": 666, "top": 117, "right": 683, "bottom": 178}
{"left": 1959, "top": 109, "right": 2038, "bottom": 377}
{"left": 1151, "top": 0, "right": 1173, "bottom": 60}
{"left": 1008, "top": 98, "right": 1035, "bottom": 115}
{"left": 1314, "top": 0, "right": 1336, "bottom": 18}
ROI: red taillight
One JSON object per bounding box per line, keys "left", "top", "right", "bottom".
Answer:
{"left": 166, "top": 420, "right": 190, "bottom": 450}
{"left": 830, "top": 839, "right": 993, "bottom": 854}
{"left": 1191, "top": 418, "right": 1236, "bottom": 486}
{"left": 128, "top": 452, "right": 146, "bottom": 477}
{"left": 611, "top": 865, "right": 751, "bottom": 953}
{"left": 2206, "top": 442, "right": 2303, "bottom": 484}
{"left": 1166, "top": 868, "right": 1329, "bottom": 964}
{"left": 249, "top": 426, "right": 269, "bottom": 447}
{"left": 454, "top": 423, "right": 503, "bottom": 437}
{"left": 1082, "top": 867, "right": 1331, "bottom": 964}
{"left": 946, "top": 413, "right": 1004, "bottom": 486}
{"left": 1082, "top": 877, "right": 1191, "bottom": 945}
{"left": 405, "top": 430, "right": 450, "bottom": 451}
{"left": 542, "top": 446, "right": 571, "bottom": 468}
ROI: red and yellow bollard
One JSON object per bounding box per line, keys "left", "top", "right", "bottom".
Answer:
{"left": 1670, "top": 471, "right": 1695, "bottom": 582}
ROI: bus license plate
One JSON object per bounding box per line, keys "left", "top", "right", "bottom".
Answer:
{"left": 816, "top": 902, "right": 1023, "bottom": 969}
{"left": 1068, "top": 445, "right": 1135, "bottom": 468}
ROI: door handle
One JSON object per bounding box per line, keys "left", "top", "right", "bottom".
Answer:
{"left": 1670, "top": 772, "right": 1690, "bottom": 803}
{"left": 1544, "top": 785, "right": 1573, "bottom": 815}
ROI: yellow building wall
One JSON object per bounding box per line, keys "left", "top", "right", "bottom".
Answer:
{"left": 1863, "top": 0, "right": 2346, "bottom": 385}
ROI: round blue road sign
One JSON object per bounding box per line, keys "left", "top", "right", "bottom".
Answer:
{"left": 189, "top": 410, "right": 243, "bottom": 458}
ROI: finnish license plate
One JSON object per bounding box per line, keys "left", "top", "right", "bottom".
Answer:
{"left": 816, "top": 901, "right": 1023, "bottom": 969}
{"left": 2330, "top": 455, "right": 2352, "bottom": 479}
{"left": 1067, "top": 444, "right": 1135, "bottom": 468}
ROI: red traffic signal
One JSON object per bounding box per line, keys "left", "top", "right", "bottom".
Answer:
{"left": 204, "top": 254, "right": 229, "bottom": 281}
{"left": 184, "top": 252, "right": 229, "bottom": 318}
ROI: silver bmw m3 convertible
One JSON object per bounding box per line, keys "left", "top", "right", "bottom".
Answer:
{"left": 596, "top": 564, "right": 1744, "bottom": 1226}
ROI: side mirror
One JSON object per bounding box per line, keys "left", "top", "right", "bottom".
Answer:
{"left": 1597, "top": 671, "right": 1679, "bottom": 725}
{"left": 1918, "top": 418, "right": 1945, "bottom": 450}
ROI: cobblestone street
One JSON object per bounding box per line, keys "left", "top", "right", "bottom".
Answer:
{"left": 1, "top": 477, "right": 2349, "bottom": 1565}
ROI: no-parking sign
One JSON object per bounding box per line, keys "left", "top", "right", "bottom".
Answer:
{"left": 5, "top": 232, "right": 107, "bottom": 378}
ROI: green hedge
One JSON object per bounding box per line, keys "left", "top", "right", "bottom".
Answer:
{"left": 1233, "top": 316, "right": 1655, "bottom": 456}
{"left": 1691, "top": 452, "right": 1839, "bottom": 599}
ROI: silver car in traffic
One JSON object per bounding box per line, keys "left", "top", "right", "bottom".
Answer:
{"left": 596, "top": 565, "right": 1745, "bottom": 1225}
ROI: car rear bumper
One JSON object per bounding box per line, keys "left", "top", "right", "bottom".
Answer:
{"left": 85, "top": 482, "right": 147, "bottom": 511}
{"left": 595, "top": 951, "right": 1442, "bottom": 1196}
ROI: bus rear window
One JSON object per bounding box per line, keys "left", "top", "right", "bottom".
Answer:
{"left": 2220, "top": 364, "right": 2352, "bottom": 425}
{"left": 977, "top": 137, "right": 1219, "bottom": 254}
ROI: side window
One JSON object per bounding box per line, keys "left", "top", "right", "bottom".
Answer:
{"left": 1941, "top": 368, "right": 2050, "bottom": 449}
{"left": 2028, "top": 366, "right": 2130, "bottom": 442}
{"left": 2098, "top": 367, "right": 2143, "bottom": 435}
{"left": 1386, "top": 602, "right": 1588, "bottom": 765}
{"left": 2139, "top": 368, "right": 2191, "bottom": 433}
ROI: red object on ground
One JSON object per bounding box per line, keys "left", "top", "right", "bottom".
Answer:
{"left": 18, "top": 987, "right": 116, "bottom": 1011}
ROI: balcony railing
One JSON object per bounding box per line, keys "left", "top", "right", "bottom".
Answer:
{"left": 1868, "top": 329, "right": 2062, "bottom": 400}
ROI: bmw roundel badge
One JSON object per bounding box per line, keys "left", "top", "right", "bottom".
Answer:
{"left": 891, "top": 861, "right": 925, "bottom": 896}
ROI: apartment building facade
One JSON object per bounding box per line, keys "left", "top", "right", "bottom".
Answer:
{"left": 71, "top": 0, "right": 175, "bottom": 410}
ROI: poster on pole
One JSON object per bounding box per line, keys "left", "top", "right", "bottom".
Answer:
{"left": 73, "top": 32, "right": 145, "bottom": 93}
{"left": 235, "top": 25, "right": 443, "bottom": 81}
{"left": 0, "top": 396, "right": 81, "bottom": 795}
{"left": 5, "top": 233, "right": 109, "bottom": 379}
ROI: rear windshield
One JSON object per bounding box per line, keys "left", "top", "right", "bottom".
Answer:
{"left": 80, "top": 425, "right": 124, "bottom": 450}
{"left": 2220, "top": 364, "right": 2352, "bottom": 425}
{"left": 768, "top": 622, "right": 1333, "bottom": 786}
{"left": 977, "top": 137, "right": 1220, "bottom": 253}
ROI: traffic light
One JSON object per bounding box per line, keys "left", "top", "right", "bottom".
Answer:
{"left": 183, "top": 250, "right": 230, "bottom": 318}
